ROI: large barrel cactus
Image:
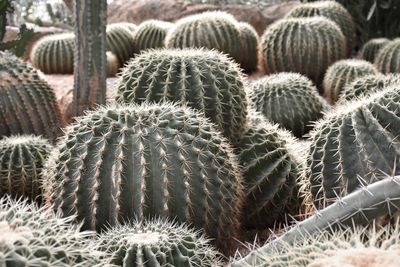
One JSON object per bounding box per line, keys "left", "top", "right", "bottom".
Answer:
{"left": 375, "top": 39, "right": 400, "bottom": 74}
{"left": 0, "top": 52, "right": 64, "bottom": 142}
{"left": 360, "top": 38, "right": 390, "bottom": 63}
{"left": 106, "top": 24, "right": 136, "bottom": 65}
{"left": 97, "top": 219, "right": 222, "bottom": 266}
{"left": 286, "top": 1, "right": 356, "bottom": 52}
{"left": 115, "top": 49, "right": 248, "bottom": 144}
{"left": 165, "top": 11, "right": 242, "bottom": 65}
{"left": 260, "top": 17, "right": 346, "bottom": 84}
{"left": 44, "top": 102, "right": 243, "bottom": 253}
{"left": 237, "top": 22, "right": 259, "bottom": 73}
{"left": 248, "top": 72, "right": 328, "bottom": 138}
{"left": 323, "top": 59, "right": 378, "bottom": 104}
{"left": 133, "top": 20, "right": 174, "bottom": 53}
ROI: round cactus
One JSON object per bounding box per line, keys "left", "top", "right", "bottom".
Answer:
{"left": 0, "top": 135, "right": 53, "bottom": 203}
{"left": 0, "top": 197, "right": 105, "bottom": 266}
{"left": 0, "top": 52, "right": 64, "bottom": 142}
{"left": 97, "top": 219, "right": 222, "bottom": 266}
{"left": 359, "top": 38, "right": 390, "bottom": 63}
{"left": 260, "top": 17, "right": 346, "bottom": 84}
{"left": 106, "top": 24, "right": 136, "bottom": 65}
{"left": 106, "top": 51, "right": 120, "bottom": 77}
{"left": 165, "top": 11, "right": 242, "bottom": 65}
{"left": 30, "top": 33, "right": 75, "bottom": 74}
{"left": 286, "top": 1, "right": 356, "bottom": 52}
{"left": 338, "top": 74, "right": 400, "bottom": 103}
{"left": 115, "top": 49, "right": 248, "bottom": 143}
{"left": 44, "top": 102, "right": 243, "bottom": 253}
{"left": 248, "top": 72, "right": 328, "bottom": 138}
{"left": 237, "top": 22, "right": 259, "bottom": 73}
{"left": 110, "top": 22, "right": 137, "bottom": 35}
{"left": 306, "top": 85, "right": 400, "bottom": 207}
{"left": 133, "top": 20, "right": 174, "bottom": 53}
{"left": 375, "top": 39, "right": 400, "bottom": 74}
{"left": 323, "top": 59, "right": 378, "bottom": 104}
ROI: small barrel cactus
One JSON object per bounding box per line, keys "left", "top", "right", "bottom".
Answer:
{"left": 165, "top": 11, "right": 242, "bottom": 65}
{"left": 110, "top": 22, "right": 137, "bottom": 34}
{"left": 97, "top": 219, "right": 222, "bottom": 266}
{"left": 0, "top": 197, "right": 105, "bottom": 266}
{"left": 323, "top": 59, "right": 378, "bottom": 104}
{"left": 106, "top": 24, "right": 136, "bottom": 65}
{"left": 360, "top": 38, "right": 390, "bottom": 63}
{"left": 260, "top": 17, "right": 346, "bottom": 84}
{"left": 237, "top": 22, "right": 259, "bottom": 73}
{"left": 0, "top": 135, "right": 53, "bottom": 203}
{"left": 375, "top": 39, "right": 400, "bottom": 74}
{"left": 133, "top": 20, "right": 174, "bottom": 53}
{"left": 248, "top": 73, "right": 328, "bottom": 137}
{"left": 285, "top": 1, "right": 356, "bottom": 52}
{"left": 0, "top": 52, "right": 64, "bottom": 142}
{"left": 44, "top": 102, "right": 243, "bottom": 254}
{"left": 30, "top": 33, "right": 75, "bottom": 74}
{"left": 115, "top": 49, "right": 248, "bottom": 143}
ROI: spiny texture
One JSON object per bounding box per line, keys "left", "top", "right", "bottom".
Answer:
{"left": 0, "top": 52, "right": 64, "bottom": 142}
{"left": 248, "top": 73, "right": 328, "bottom": 137}
{"left": 0, "top": 135, "right": 53, "bottom": 203}
{"left": 133, "top": 20, "right": 174, "bottom": 53}
{"left": 260, "top": 17, "right": 346, "bottom": 84}
{"left": 115, "top": 49, "right": 248, "bottom": 144}
{"left": 165, "top": 11, "right": 242, "bottom": 65}
{"left": 338, "top": 74, "right": 400, "bottom": 103}
{"left": 286, "top": 1, "right": 356, "bottom": 52}
{"left": 360, "top": 38, "right": 390, "bottom": 63}
{"left": 306, "top": 85, "right": 400, "bottom": 207}
{"left": 237, "top": 22, "right": 259, "bottom": 73}
{"left": 0, "top": 197, "right": 106, "bottom": 266}
{"left": 375, "top": 39, "right": 400, "bottom": 74}
{"left": 44, "top": 102, "right": 243, "bottom": 254}
{"left": 323, "top": 59, "right": 378, "bottom": 104}
{"left": 30, "top": 33, "right": 75, "bottom": 74}
{"left": 97, "top": 219, "right": 222, "bottom": 266}
{"left": 110, "top": 22, "right": 137, "bottom": 35}
{"left": 236, "top": 113, "right": 300, "bottom": 229}
{"left": 106, "top": 24, "right": 136, "bottom": 65}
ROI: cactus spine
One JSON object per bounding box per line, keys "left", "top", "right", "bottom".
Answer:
{"left": 360, "top": 38, "right": 390, "bottom": 63}
{"left": 375, "top": 39, "right": 400, "bottom": 74}
{"left": 237, "top": 22, "right": 259, "bottom": 73}
{"left": 106, "top": 24, "right": 136, "bottom": 66}
{"left": 133, "top": 20, "right": 173, "bottom": 53}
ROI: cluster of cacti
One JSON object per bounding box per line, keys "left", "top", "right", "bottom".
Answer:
{"left": 106, "top": 24, "right": 136, "bottom": 65}
{"left": 360, "top": 38, "right": 390, "bottom": 63}
{"left": 133, "top": 20, "right": 173, "bottom": 53}
{"left": 260, "top": 17, "right": 346, "bottom": 84}
{"left": 97, "top": 219, "right": 222, "bottom": 266}
{"left": 237, "top": 22, "right": 259, "bottom": 73}
{"left": 248, "top": 72, "right": 328, "bottom": 138}
{"left": 286, "top": 1, "right": 356, "bottom": 53}
{"left": 115, "top": 48, "right": 248, "bottom": 143}
{"left": 0, "top": 51, "right": 64, "bottom": 142}
{"left": 375, "top": 39, "right": 400, "bottom": 74}
{"left": 323, "top": 59, "right": 378, "bottom": 104}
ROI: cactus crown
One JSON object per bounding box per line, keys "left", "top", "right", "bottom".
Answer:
{"left": 375, "top": 38, "right": 400, "bottom": 74}
{"left": 360, "top": 38, "right": 390, "bottom": 63}
{"left": 133, "top": 20, "right": 174, "bottom": 53}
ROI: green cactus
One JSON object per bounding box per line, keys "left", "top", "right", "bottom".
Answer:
{"left": 0, "top": 196, "right": 106, "bottom": 266}
{"left": 97, "top": 219, "right": 222, "bottom": 266}
{"left": 165, "top": 11, "right": 242, "bottom": 65}
{"left": 115, "top": 49, "right": 248, "bottom": 144}
{"left": 260, "top": 17, "right": 346, "bottom": 85}
{"left": 359, "top": 38, "right": 390, "bottom": 63}
{"left": 237, "top": 22, "right": 259, "bottom": 73}
{"left": 306, "top": 85, "right": 400, "bottom": 207}
{"left": 110, "top": 22, "right": 137, "bottom": 35}
{"left": 0, "top": 51, "right": 64, "bottom": 142}
{"left": 106, "top": 24, "right": 136, "bottom": 65}
{"left": 286, "top": 1, "right": 356, "bottom": 53}
{"left": 248, "top": 72, "right": 328, "bottom": 138}
{"left": 133, "top": 20, "right": 174, "bottom": 53}
{"left": 375, "top": 39, "right": 400, "bottom": 74}
{"left": 338, "top": 74, "right": 400, "bottom": 103}
{"left": 323, "top": 59, "right": 378, "bottom": 104}
{"left": 44, "top": 102, "right": 243, "bottom": 254}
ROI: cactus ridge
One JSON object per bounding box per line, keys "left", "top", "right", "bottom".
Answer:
{"left": 106, "top": 24, "right": 136, "bottom": 65}
{"left": 109, "top": 22, "right": 137, "bottom": 35}
{"left": 375, "top": 39, "right": 400, "bottom": 74}
{"left": 134, "top": 20, "right": 174, "bottom": 53}
{"left": 237, "top": 22, "right": 259, "bottom": 73}
{"left": 360, "top": 38, "right": 390, "bottom": 63}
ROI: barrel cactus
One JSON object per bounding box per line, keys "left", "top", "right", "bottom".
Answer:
{"left": 0, "top": 52, "right": 64, "bottom": 141}
{"left": 110, "top": 22, "right": 137, "bottom": 35}
{"left": 375, "top": 39, "right": 400, "bottom": 74}
{"left": 133, "top": 20, "right": 173, "bottom": 53}
{"left": 44, "top": 102, "right": 243, "bottom": 253}
{"left": 248, "top": 72, "right": 328, "bottom": 137}
{"left": 165, "top": 11, "right": 242, "bottom": 65}
{"left": 260, "top": 17, "right": 346, "bottom": 84}
{"left": 106, "top": 24, "right": 136, "bottom": 65}
{"left": 360, "top": 38, "right": 390, "bottom": 63}
{"left": 115, "top": 49, "right": 248, "bottom": 143}
{"left": 97, "top": 219, "right": 222, "bottom": 266}
{"left": 106, "top": 51, "right": 119, "bottom": 77}
{"left": 237, "top": 22, "right": 259, "bottom": 73}
{"left": 323, "top": 59, "right": 378, "bottom": 104}
{"left": 286, "top": 1, "right": 356, "bottom": 52}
